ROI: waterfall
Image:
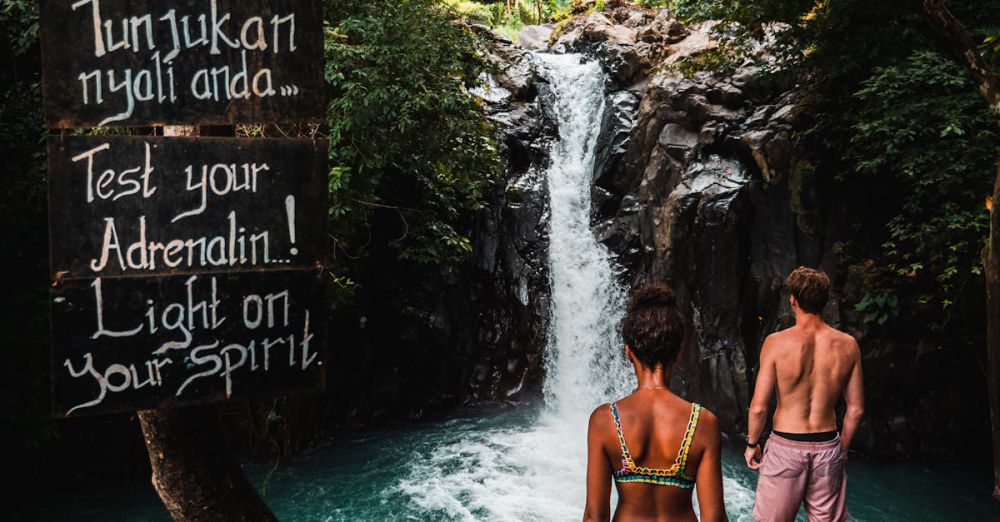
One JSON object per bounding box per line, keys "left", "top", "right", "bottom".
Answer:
{"left": 538, "top": 53, "right": 633, "bottom": 418}
{"left": 395, "top": 54, "right": 641, "bottom": 521}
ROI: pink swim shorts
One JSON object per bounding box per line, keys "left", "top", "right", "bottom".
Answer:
{"left": 752, "top": 433, "right": 849, "bottom": 522}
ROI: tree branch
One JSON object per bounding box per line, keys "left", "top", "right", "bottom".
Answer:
{"left": 922, "top": 0, "right": 1000, "bottom": 114}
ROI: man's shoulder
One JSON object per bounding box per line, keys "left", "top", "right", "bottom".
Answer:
{"left": 823, "top": 325, "right": 859, "bottom": 348}
{"left": 820, "top": 326, "right": 861, "bottom": 365}
{"left": 763, "top": 327, "right": 799, "bottom": 349}
{"left": 764, "top": 327, "right": 795, "bottom": 343}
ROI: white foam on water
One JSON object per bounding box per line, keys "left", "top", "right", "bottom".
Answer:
{"left": 395, "top": 53, "right": 757, "bottom": 521}
{"left": 398, "top": 417, "right": 588, "bottom": 521}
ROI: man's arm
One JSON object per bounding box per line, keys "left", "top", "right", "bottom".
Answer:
{"left": 745, "top": 335, "right": 777, "bottom": 469}
{"left": 840, "top": 341, "right": 865, "bottom": 453}
{"left": 583, "top": 405, "right": 612, "bottom": 522}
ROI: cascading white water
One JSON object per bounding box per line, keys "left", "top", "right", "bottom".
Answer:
{"left": 539, "top": 54, "right": 634, "bottom": 417}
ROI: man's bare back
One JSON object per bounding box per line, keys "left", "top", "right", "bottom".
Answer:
{"left": 767, "top": 322, "right": 861, "bottom": 434}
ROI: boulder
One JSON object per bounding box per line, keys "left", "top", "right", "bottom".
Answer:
{"left": 739, "top": 129, "right": 791, "bottom": 185}
{"left": 582, "top": 12, "right": 638, "bottom": 46}
{"left": 516, "top": 25, "right": 553, "bottom": 51}
{"left": 658, "top": 123, "right": 700, "bottom": 149}
{"left": 553, "top": 8, "right": 669, "bottom": 85}
{"left": 638, "top": 9, "right": 688, "bottom": 44}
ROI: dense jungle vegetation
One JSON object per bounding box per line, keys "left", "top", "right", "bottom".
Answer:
{"left": 669, "top": 0, "right": 1000, "bottom": 349}
{"left": 2, "top": 0, "right": 998, "bottom": 504}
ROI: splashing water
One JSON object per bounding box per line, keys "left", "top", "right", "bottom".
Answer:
{"left": 395, "top": 54, "right": 655, "bottom": 521}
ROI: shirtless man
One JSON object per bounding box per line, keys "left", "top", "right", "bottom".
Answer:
{"left": 744, "top": 267, "right": 864, "bottom": 522}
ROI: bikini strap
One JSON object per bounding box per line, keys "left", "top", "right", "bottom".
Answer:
{"left": 676, "top": 403, "right": 702, "bottom": 475}
{"left": 609, "top": 402, "right": 635, "bottom": 468}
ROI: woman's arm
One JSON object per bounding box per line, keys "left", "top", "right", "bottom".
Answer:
{"left": 695, "top": 409, "right": 729, "bottom": 522}
{"left": 583, "top": 404, "right": 612, "bottom": 522}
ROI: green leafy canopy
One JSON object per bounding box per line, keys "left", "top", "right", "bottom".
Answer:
{"left": 324, "top": 0, "right": 501, "bottom": 268}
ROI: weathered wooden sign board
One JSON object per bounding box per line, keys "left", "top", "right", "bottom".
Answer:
{"left": 48, "top": 136, "right": 330, "bottom": 416}
{"left": 40, "top": 0, "right": 325, "bottom": 127}
{"left": 48, "top": 136, "right": 328, "bottom": 278}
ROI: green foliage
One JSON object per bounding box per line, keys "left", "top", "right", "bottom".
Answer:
{"left": 0, "top": 0, "right": 39, "bottom": 55}
{"left": 674, "top": 0, "right": 1000, "bottom": 337}
{"left": 444, "top": 0, "right": 496, "bottom": 25}
{"left": 849, "top": 50, "right": 997, "bottom": 315}
{"left": 448, "top": 1, "right": 579, "bottom": 36}
{"left": 854, "top": 291, "right": 901, "bottom": 326}
{"left": 325, "top": 0, "right": 501, "bottom": 272}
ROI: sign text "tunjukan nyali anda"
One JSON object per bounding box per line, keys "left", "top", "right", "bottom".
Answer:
{"left": 41, "top": 0, "right": 325, "bottom": 127}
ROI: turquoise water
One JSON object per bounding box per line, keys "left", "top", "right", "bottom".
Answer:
{"left": 15, "top": 406, "right": 998, "bottom": 521}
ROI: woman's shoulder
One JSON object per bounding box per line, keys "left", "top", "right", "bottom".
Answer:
{"left": 693, "top": 404, "right": 719, "bottom": 430}
{"left": 588, "top": 402, "right": 615, "bottom": 429}
{"left": 690, "top": 404, "right": 721, "bottom": 447}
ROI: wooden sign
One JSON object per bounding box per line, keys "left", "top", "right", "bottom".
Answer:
{"left": 48, "top": 136, "right": 329, "bottom": 416}
{"left": 51, "top": 271, "right": 327, "bottom": 416}
{"left": 48, "top": 136, "right": 328, "bottom": 279}
{"left": 40, "top": 0, "right": 325, "bottom": 128}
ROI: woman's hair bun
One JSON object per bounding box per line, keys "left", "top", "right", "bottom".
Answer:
{"left": 627, "top": 283, "right": 676, "bottom": 310}
{"left": 622, "top": 283, "right": 684, "bottom": 368}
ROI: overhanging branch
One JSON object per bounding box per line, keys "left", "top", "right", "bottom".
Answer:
{"left": 922, "top": 0, "right": 1000, "bottom": 113}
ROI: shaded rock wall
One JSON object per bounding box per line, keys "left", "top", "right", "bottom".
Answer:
{"left": 323, "top": 32, "right": 559, "bottom": 425}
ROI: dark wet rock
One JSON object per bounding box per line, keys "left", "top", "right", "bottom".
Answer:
{"left": 593, "top": 90, "right": 641, "bottom": 203}
{"left": 563, "top": 8, "right": 819, "bottom": 435}
{"left": 707, "top": 82, "right": 745, "bottom": 108}
{"left": 559, "top": 8, "right": 978, "bottom": 464}
{"left": 457, "top": 44, "right": 556, "bottom": 404}
{"left": 479, "top": 33, "right": 543, "bottom": 102}
{"left": 658, "top": 123, "right": 700, "bottom": 150}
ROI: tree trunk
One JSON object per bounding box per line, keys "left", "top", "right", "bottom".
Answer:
{"left": 138, "top": 407, "right": 278, "bottom": 521}
{"left": 988, "top": 165, "right": 1000, "bottom": 500}
{"left": 921, "top": 0, "right": 1000, "bottom": 501}
{"left": 137, "top": 124, "right": 277, "bottom": 521}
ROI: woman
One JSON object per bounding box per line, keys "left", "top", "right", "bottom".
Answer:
{"left": 584, "top": 284, "right": 727, "bottom": 522}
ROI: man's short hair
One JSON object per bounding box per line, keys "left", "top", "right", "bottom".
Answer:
{"left": 621, "top": 283, "right": 685, "bottom": 368}
{"left": 786, "top": 267, "right": 830, "bottom": 315}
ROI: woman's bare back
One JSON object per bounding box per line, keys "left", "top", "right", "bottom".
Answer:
{"left": 597, "top": 392, "right": 717, "bottom": 521}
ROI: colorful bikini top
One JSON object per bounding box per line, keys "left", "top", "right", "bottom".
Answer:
{"left": 610, "top": 401, "right": 702, "bottom": 489}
